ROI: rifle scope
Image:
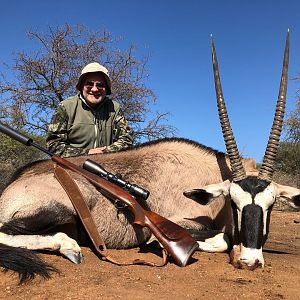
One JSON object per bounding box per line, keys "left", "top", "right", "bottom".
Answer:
{"left": 83, "top": 159, "right": 150, "bottom": 201}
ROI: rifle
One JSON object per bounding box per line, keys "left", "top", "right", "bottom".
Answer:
{"left": 0, "top": 123, "right": 198, "bottom": 267}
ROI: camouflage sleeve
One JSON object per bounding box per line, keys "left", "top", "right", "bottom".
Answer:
{"left": 106, "top": 109, "right": 133, "bottom": 152}
{"left": 46, "top": 104, "right": 87, "bottom": 157}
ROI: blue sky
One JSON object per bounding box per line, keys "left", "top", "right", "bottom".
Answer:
{"left": 1, "top": 0, "right": 300, "bottom": 162}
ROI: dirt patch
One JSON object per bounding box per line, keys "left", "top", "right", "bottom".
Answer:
{"left": 1, "top": 211, "right": 299, "bottom": 300}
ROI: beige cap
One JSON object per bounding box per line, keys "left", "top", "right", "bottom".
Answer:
{"left": 76, "top": 62, "right": 112, "bottom": 95}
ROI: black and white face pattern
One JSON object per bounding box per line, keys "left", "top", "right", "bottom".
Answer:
{"left": 229, "top": 176, "right": 275, "bottom": 267}
{"left": 183, "top": 175, "right": 300, "bottom": 269}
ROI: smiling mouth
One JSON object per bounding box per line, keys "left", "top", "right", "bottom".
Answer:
{"left": 88, "top": 93, "right": 102, "bottom": 97}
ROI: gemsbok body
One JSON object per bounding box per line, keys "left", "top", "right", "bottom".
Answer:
{"left": 0, "top": 32, "right": 299, "bottom": 282}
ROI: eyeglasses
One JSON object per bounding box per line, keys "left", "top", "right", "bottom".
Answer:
{"left": 84, "top": 81, "right": 106, "bottom": 89}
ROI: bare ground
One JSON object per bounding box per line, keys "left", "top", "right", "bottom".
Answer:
{"left": 0, "top": 211, "right": 299, "bottom": 300}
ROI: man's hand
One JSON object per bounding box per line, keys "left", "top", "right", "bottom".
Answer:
{"left": 87, "top": 147, "right": 107, "bottom": 155}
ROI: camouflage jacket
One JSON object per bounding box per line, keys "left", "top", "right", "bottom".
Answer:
{"left": 46, "top": 94, "right": 133, "bottom": 157}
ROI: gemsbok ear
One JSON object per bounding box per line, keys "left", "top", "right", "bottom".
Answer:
{"left": 183, "top": 180, "right": 231, "bottom": 205}
{"left": 274, "top": 182, "right": 300, "bottom": 207}
{"left": 183, "top": 189, "right": 213, "bottom": 205}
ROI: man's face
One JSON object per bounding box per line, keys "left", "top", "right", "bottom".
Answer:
{"left": 82, "top": 73, "right": 107, "bottom": 107}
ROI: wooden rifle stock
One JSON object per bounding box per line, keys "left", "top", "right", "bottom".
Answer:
{"left": 0, "top": 123, "right": 198, "bottom": 266}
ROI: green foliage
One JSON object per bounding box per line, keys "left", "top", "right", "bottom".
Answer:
{"left": 274, "top": 97, "right": 300, "bottom": 187}
{"left": 276, "top": 142, "right": 300, "bottom": 175}
{"left": 284, "top": 98, "right": 300, "bottom": 144}
{"left": 0, "top": 129, "right": 47, "bottom": 193}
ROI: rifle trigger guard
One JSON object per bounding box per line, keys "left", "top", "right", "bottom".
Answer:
{"left": 114, "top": 199, "right": 127, "bottom": 210}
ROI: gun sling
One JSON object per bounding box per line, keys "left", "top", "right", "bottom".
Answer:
{"left": 54, "top": 164, "right": 168, "bottom": 267}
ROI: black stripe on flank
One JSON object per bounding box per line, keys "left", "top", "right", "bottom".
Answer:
{"left": 241, "top": 204, "right": 264, "bottom": 249}
{"left": 0, "top": 203, "right": 76, "bottom": 235}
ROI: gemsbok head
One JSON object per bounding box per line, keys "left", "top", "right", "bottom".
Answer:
{"left": 184, "top": 31, "right": 300, "bottom": 269}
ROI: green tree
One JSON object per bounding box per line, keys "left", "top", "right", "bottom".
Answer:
{"left": 275, "top": 98, "right": 300, "bottom": 186}
{"left": 0, "top": 129, "right": 46, "bottom": 192}
{"left": 284, "top": 98, "right": 300, "bottom": 144}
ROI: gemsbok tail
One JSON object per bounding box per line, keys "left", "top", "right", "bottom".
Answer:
{"left": 0, "top": 243, "right": 58, "bottom": 284}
